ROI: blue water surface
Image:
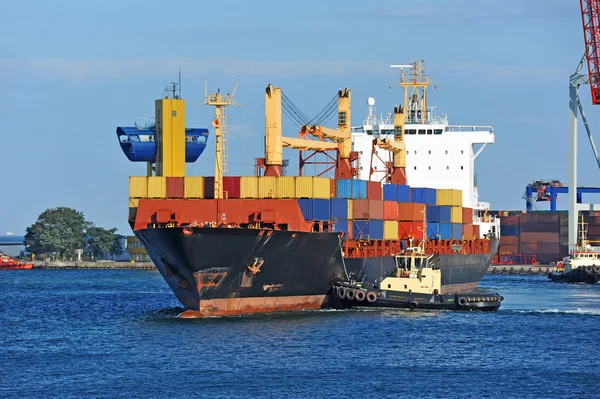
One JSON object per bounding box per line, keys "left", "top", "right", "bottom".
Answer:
{"left": 1, "top": 271, "right": 599, "bottom": 399}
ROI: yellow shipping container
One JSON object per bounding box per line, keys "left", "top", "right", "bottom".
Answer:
{"left": 258, "top": 176, "right": 277, "bottom": 198}
{"left": 129, "top": 176, "right": 148, "bottom": 198}
{"left": 276, "top": 176, "right": 296, "bottom": 198}
{"left": 147, "top": 176, "right": 166, "bottom": 198}
{"left": 295, "top": 176, "right": 314, "bottom": 198}
{"left": 384, "top": 221, "right": 399, "bottom": 240}
{"left": 128, "top": 198, "right": 139, "bottom": 208}
{"left": 348, "top": 199, "right": 353, "bottom": 220}
{"left": 436, "top": 189, "right": 462, "bottom": 206}
{"left": 240, "top": 176, "right": 258, "bottom": 198}
{"left": 184, "top": 176, "right": 204, "bottom": 198}
{"left": 451, "top": 207, "right": 463, "bottom": 223}
{"left": 313, "top": 177, "right": 331, "bottom": 199}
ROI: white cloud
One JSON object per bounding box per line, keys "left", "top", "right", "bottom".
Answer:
{"left": 0, "top": 57, "right": 388, "bottom": 83}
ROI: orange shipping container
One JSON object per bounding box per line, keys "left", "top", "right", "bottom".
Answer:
{"left": 166, "top": 177, "right": 184, "bottom": 199}
{"left": 413, "top": 203, "right": 426, "bottom": 221}
{"left": 330, "top": 179, "right": 336, "bottom": 199}
{"left": 369, "top": 200, "right": 383, "bottom": 220}
{"left": 473, "top": 224, "right": 480, "bottom": 238}
{"left": 520, "top": 232, "right": 559, "bottom": 243}
{"left": 383, "top": 201, "right": 398, "bottom": 220}
{"left": 352, "top": 200, "right": 383, "bottom": 219}
{"left": 462, "top": 224, "right": 474, "bottom": 240}
{"left": 398, "top": 203, "right": 414, "bottom": 221}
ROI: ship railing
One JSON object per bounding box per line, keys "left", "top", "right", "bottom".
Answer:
{"left": 135, "top": 117, "right": 156, "bottom": 130}
{"left": 446, "top": 125, "right": 494, "bottom": 133}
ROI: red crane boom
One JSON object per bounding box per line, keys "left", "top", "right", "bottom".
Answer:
{"left": 580, "top": 0, "right": 600, "bottom": 104}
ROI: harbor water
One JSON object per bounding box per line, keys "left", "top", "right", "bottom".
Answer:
{"left": 1, "top": 271, "right": 599, "bottom": 399}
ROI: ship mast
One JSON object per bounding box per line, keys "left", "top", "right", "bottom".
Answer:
{"left": 202, "top": 80, "right": 241, "bottom": 199}
{"left": 395, "top": 61, "right": 431, "bottom": 124}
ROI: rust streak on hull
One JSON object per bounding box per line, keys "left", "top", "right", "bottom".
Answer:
{"left": 178, "top": 295, "right": 326, "bottom": 318}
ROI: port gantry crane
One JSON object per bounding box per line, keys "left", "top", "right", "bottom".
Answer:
{"left": 568, "top": 1, "right": 600, "bottom": 250}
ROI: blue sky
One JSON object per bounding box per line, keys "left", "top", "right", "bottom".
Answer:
{"left": 0, "top": 0, "right": 594, "bottom": 235}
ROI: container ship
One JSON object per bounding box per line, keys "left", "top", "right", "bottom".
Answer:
{"left": 121, "top": 63, "right": 500, "bottom": 317}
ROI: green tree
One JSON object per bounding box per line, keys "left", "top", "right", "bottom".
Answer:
{"left": 25, "top": 207, "right": 87, "bottom": 258}
{"left": 85, "top": 226, "right": 122, "bottom": 259}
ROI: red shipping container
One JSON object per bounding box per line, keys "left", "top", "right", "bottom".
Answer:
{"left": 501, "top": 216, "right": 519, "bottom": 226}
{"left": 383, "top": 201, "right": 398, "bottom": 220}
{"left": 498, "top": 244, "right": 519, "bottom": 255}
{"left": 589, "top": 225, "right": 600, "bottom": 236}
{"left": 330, "top": 179, "right": 336, "bottom": 199}
{"left": 520, "top": 213, "right": 559, "bottom": 223}
{"left": 462, "top": 208, "right": 473, "bottom": 224}
{"left": 473, "top": 224, "right": 480, "bottom": 238}
{"left": 223, "top": 176, "right": 241, "bottom": 199}
{"left": 586, "top": 216, "right": 600, "bottom": 226}
{"left": 519, "top": 221, "right": 559, "bottom": 233}
{"left": 369, "top": 200, "right": 384, "bottom": 220}
{"left": 398, "top": 221, "right": 425, "bottom": 240}
{"left": 398, "top": 203, "right": 414, "bottom": 221}
{"left": 500, "top": 235, "right": 519, "bottom": 246}
{"left": 412, "top": 203, "right": 426, "bottom": 221}
{"left": 366, "top": 181, "right": 382, "bottom": 200}
{"left": 519, "top": 232, "right": 559, "bottom": 243}
{"left": 166, "top": 177, "right": 184, "bottom": 199}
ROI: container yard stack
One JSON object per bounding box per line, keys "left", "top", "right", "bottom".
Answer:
{"left": 518, "top": 213, "right": 560, "bottom": 264}
{"left": 499, "top": 215, "right": 519, "bottom": 255}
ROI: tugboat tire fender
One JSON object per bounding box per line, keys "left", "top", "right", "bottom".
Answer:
{"left": 366, "top": 291, "right": 377, "bottom": 303}
{"left": 457, "top": 297, "right": 468, "bottom": 306}
{"left": 355, "top": 290, "right": 366, "bottom": 302}
{"left": 585, "top": 266, "right": 593, "bottom": 274}
{"left": 346, "top": 289, "right": 356, "bottom": 301}
{"left": 593, "top": 266, "right": 600, "bottom": 274}
{"left": 337, "top": 287, "right": 347, "bottom": 299}
{"left": 409, "top": 301, "right": 418, "bottom": 309}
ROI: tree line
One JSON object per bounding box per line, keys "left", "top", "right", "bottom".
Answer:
{"left": 24, "top": 207, "right": 124, "bottom": 260}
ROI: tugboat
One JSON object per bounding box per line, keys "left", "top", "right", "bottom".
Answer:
{"left": 548, "top": 215, "right": 600, "bottom": 284}
{"left": 331, "top": 243, "right": 503, "bottom": 312}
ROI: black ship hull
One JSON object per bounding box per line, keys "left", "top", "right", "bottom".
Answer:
{"left": 135, "top": 227, "right": 499, "bottom": 316}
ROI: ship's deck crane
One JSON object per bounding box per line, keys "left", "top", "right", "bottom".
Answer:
{"left": 260, "top": 85, "right": 357, "bottom": 178}
{"left": 202, "top": 80, "right": 240, "bottom": 199}
{"left": 569, "top": 1, "right": 600, "bottom": 250}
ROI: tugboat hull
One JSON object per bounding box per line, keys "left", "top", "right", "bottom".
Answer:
{"left": 331, "top": 283, "right": 503, "bottom": 312}
{"left": 548, "top": 266, "right": 600, "bottom": 284}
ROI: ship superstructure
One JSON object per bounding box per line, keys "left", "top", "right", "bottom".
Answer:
{"left": 351, "top": 62, "right": 499, "bottom": 238}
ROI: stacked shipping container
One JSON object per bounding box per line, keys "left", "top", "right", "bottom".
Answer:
{"left": 129, "top": 176, "right": 480, "bottom": 242}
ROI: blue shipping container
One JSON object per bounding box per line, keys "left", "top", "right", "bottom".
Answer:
{"left": 411, "top": 187, "right": 427, "bottom": 204}
{"left": 352, "top": 180, "right": 367, "bottom": 199}
{"left": 313, "top": 199, "right": 330, "bottom": 221}
{"left": 336, "top": 179, "right": 353, "bottom": 198}
{"left": 439, "top": 206, "right": 452, "bottom": 223}
{"left": 500, "top": 225, "right": 519, "bottom": 236}
{"left": 352, "top": 220, "right": 384, "bottom": 240}
{"left": 451, "top": 223, "right": 463, "bottom": 239}
{"left": 439, "top": 223, "right": 452, "bottom": 240}
{"left": 427, "top": 222, "right": 440, "bottom": 239}
{"left": 334, "top": 219, "right": 350, "bottom": 236}
{"left": 297, "top": 199, "right": 313, "bottom": 220}
{"left": 427, "top": 205, "right": 441, "bottom": 223}
{"left": 398, "top": 185, "right": 411, "bottom": 202}
{"left": 330, "top": 198, "right": 349, "bottom": 220}
{"left": 383, "top": 184, "right": 398, "bottom": 201}
{"left": 425, "top": 188, "right": 437, "bottom": 205}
